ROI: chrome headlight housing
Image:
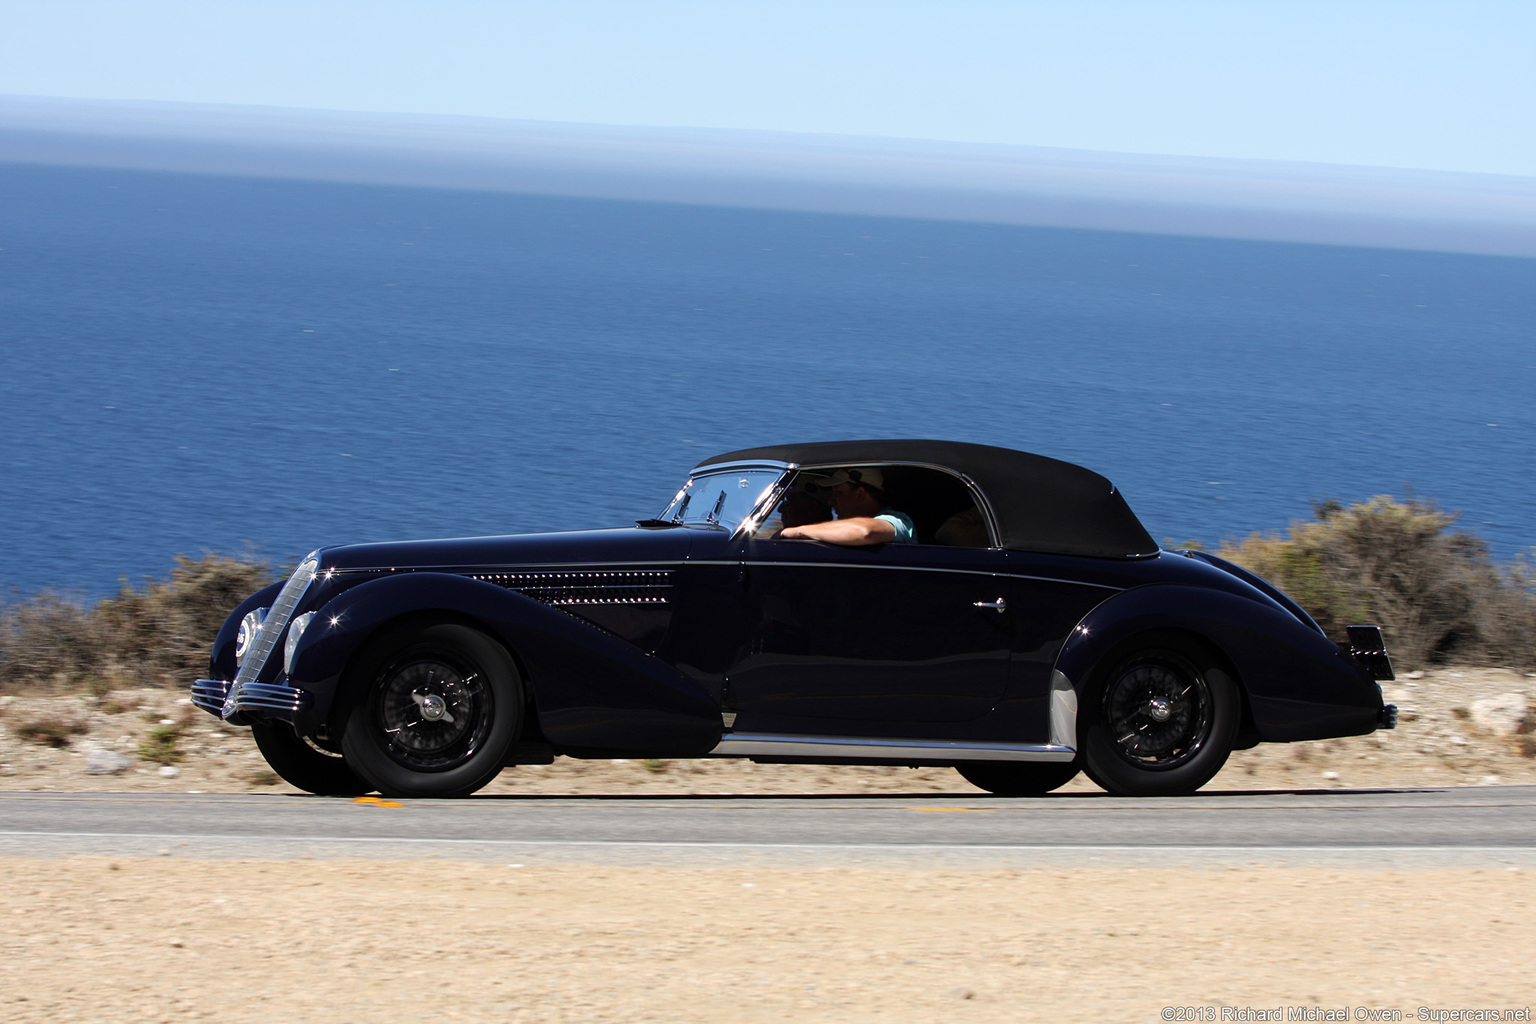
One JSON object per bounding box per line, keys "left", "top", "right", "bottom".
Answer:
{"left": 283, "top": 611, "right": 316, "bottom": 676}
{"left": 235, "top": 609, "right": 267, "bottom": 665}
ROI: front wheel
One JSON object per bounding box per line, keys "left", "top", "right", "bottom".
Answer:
{"left": 955, "top": 760, "right": 1081, "bottom": 796}
{"left": 251, "top": 721, "right": 371, "bottom": 796}
{"left": 1080, "top": 637, "right": 1239, "bottom": 797}
{"left": 341, "top": 622, "right": 522, "bottom": 798}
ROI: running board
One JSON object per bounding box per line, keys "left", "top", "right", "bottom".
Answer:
{"left": 708, "top": 733, "right": 1076, "bottom": 762}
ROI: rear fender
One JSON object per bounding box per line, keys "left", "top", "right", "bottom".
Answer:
{"left": 287, "top": 572, "right": 719, "bottom": 754}
{"left": 1054, "top": 584, "right": 1382, "bottom": 743}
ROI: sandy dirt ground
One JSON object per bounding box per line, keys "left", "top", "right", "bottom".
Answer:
{"left": 2, "top": 668, "right": 1534, "bottom": 1022}
{"left": 0, "top": 858, "right": 1532, "bottom": 1023}
{"left": 1, "top": 666, "right": 1531, "bottom": 796}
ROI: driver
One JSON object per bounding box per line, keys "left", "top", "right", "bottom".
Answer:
{"left": 779, "top": 467, "right": 915, "bottom": 546}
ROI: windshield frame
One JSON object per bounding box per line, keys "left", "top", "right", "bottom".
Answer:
{"left": 655, "top": 460, "right": 794, "bottom": 537}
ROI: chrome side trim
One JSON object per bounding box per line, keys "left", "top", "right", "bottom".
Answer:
{"left": 1049, "top": 670, "right": 1078, "bottom": 749}
{"left": 334, "top": 558, "right": 1122, "bottom": 592}
{"left": 709, "top": 732, "right": 1076, "bottom": 762}
{"left": 729, "top": 559, "right": 1125, "bottom": 591}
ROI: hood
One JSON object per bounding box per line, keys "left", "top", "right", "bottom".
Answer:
{"left": 317, "top": 527, "right": 697, "bottom": 573}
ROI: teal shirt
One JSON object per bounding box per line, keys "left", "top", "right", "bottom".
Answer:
{"left": 875, "top": 508, "right": 917, "bottom": 544}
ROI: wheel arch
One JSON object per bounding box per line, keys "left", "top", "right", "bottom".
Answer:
{"left": 1052, "top": 583, "right": 1370, "bottom": 746}
{"left": 324, "top": 606, "right": 545, "bottom": 743}
{"left": 287, "top": 571, "right": 720, "bottom": 754}
{"left": 1066, "top": 624, "right": 1260, "bottom": 753}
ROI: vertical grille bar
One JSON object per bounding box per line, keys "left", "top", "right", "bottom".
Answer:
{"left": 223, "top": 554, "right": 319, "bottom": 714}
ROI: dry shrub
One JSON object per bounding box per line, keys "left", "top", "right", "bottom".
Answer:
{"left": 0, "top": 593, "right": 112, "bottom": 691}
{"left": 0, "top": 553, "right": 275, "bottom": 692}
{"left": 97, "top": 553, "right": 275, "bottom": 686}
{"left": 12, "top": 716, "right": 90, "bottom": 748}
{"left": 1218, "top": 496, "right": 1536, "bottom": 670}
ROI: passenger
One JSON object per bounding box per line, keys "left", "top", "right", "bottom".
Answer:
{"left": 780, "top": 467, "right": 916, "bottom": 546}
{"left": 935, "top": 506, "right": 990, "bottom": 547}
{"left": 778, "top": 483, "right": 831, "bottom": 529}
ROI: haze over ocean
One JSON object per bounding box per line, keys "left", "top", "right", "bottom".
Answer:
{"left": 1, "top": 161, "right": 1532, "bottom": 596}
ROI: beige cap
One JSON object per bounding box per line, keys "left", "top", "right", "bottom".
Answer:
{"left": 825, "top": 467, "right": 885, "bottom": 491}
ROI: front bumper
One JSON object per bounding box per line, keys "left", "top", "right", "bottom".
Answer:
{"left": 191, "top": 678, "right": 313, "bottom": 722}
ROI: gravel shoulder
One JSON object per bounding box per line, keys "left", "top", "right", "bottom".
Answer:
{"left": 1, "top": 666, "right": 1532, "bottom": 796}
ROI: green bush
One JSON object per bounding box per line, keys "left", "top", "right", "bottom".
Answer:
{"left": 137, "top": 720, "right": 188, "bottom": 764}
{"left": 0, "top": 553, "right": 275, "bottom": 692}
{"left": 1216, "top": 497, "right": 1536, "bottom": 670}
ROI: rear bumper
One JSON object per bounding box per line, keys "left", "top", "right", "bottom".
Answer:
{"left": 191, "top": 678, "right": 313, "bottom": 722}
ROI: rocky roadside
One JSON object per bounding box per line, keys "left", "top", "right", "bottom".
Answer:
{"left": 0, "top": 665, "right": 1531, "bottom": 796}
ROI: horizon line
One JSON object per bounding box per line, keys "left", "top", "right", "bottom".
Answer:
{"left": 4, "top": 93, "right": 1535, "bottom": 258}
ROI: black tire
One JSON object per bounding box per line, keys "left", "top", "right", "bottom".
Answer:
{"left": 1080, "top": 635, "right": 1239, "bottom": 797}
{"left": 341, "top": 622, "right": 521, "bottom": 798}
{"left": 251, "top": 721, "right": 372, "bottom": 797}
{"left": 955, "top": 760, "right": 1081, "bottom": 796}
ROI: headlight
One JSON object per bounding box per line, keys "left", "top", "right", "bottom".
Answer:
{"left": 235, "top": 609, "right": 267, "bottom": 665}
{"left": 283, "top": 612, "right": 316, "bottom": 676}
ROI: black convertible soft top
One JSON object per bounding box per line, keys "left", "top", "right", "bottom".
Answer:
{"left": 698, "top": 439, "right": 1159, "bottom": 559}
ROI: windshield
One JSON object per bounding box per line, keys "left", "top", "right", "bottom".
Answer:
{"left": 655, "top": 469, "right": 784, "bottom": 532}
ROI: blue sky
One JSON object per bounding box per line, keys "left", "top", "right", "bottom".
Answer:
{"left": 2, "top": 0, "right": 1533, "bottom": 177}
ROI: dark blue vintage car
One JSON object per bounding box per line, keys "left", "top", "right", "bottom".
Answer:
{"left": 192, "top": 440, "right": 1395, "bottom": 798}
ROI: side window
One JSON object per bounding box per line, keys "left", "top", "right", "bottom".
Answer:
{"left": 752, "top": 465, "right": 994, "bottom": 546}
{"left": 751, "top": 473, "right": 834, "bottom": 539}
{"left": 933, "top": 505, "right": 991, "bottom": 547}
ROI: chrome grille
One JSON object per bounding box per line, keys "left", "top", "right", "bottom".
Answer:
{"left": 474, "top": 569, "right": 671, "bottom": 606}
{"left": 225, "top": 554, "right": 319, "bottom": 711}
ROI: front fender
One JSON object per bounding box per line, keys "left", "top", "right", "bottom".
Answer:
{"left": 1053, "top": 584, "right": 1382, "bottom": 742}
{"left": 287, "top": 572, "right": 720, "bottom": 754}
{"left": 209, "top": 580, "right": 287, "bottom": 680}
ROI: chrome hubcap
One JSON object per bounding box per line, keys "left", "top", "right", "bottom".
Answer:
{"left": 414, "top": 691, "right": 451, "bottom": 722}
{"left": 374, "top": 653, "right": 491, "bottom": 771}
{"left": 1103, "top": 652, "right": 1212, "bottom": 771}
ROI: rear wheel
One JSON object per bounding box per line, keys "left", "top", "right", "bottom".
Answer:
{"left": 341, "top": 622, "right": 521, "bottom": 798}
{"left": 1080, "top": 636, "right": 1238, "bottom": 797}
{"left": 955, "top": 760, "right": 1080, "bottom": 796}
{"left": 251, "top": 721, "right": 371, "bottom": 796}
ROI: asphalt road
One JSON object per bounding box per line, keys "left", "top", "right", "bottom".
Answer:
{"left": 3, "top": 786, "right": 1534, "bottom": 867}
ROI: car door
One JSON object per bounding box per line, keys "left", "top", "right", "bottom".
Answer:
{"left": 724, "top": 538, "right": 1016, "bottom": 730}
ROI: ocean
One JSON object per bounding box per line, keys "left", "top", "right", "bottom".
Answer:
{"left": 1, "top": 162, "right": 1532, "bottom": 597}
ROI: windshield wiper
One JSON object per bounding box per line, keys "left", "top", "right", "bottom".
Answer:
{"left": 636, "top": 489, "right": 692, "bottom": 529}
{"left": 705, "top": 489, "right": 727, "bottom": 526}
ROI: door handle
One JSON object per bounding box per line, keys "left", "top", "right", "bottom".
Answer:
{"left": 972, "top": 598, "right": 1007, "bottom": 613}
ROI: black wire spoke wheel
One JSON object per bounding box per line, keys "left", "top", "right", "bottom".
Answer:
{"left": 1081, "top": 636, "right": 1239, "bottom": 797}
{"left": 1102, "top": 653, "right": 1211, "bottom": 771}
{"left": 374, "top": 653, "right": 492, "bottom": 772}
{"left": 342, "top": 622, "right": 521, "bottom": 798}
